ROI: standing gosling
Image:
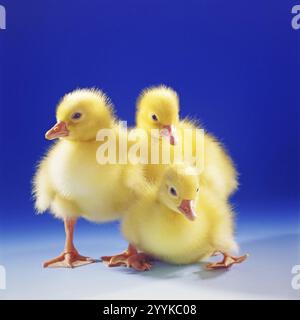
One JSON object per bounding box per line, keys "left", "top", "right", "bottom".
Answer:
{"left": 33, "top": 89, "right": 145, "bottom": 268}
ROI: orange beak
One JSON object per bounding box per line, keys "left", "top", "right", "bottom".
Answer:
{"left": 178, "top": 199, "right": 197, "bottom": 221}
{"left": 45, "top": 121, "right": 69, "bottom": 140}
{"left": 160, "top": 125, "right": 178, "bottom": 145}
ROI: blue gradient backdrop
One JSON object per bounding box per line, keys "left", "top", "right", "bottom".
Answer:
{"left": 0, "top": 1, "right": 299, "bottom": 238}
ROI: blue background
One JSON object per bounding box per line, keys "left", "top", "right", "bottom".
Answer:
{"left": 0, "top": 0, "right": 300, "bottom": 273}
{"left": 0, "top": 0, "right": 300, "bottom": 300}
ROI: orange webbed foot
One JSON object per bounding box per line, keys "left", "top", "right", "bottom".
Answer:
{"left": 102, "top": 252, "right": 131, "bottom": 267}
{"left": 206, "top": 253, "right": 249, "bottom": 270}
{"left": 126, "top": 253, "right": 152, "bottom": 271}
{"left": 43, "top": 250, "right": 95, "bottom": 268}
{"left": 101, "top": 244, "right": 138, "bottom": 267}
{"left": 102, "top": 249, "right": 152, "bottom": 271}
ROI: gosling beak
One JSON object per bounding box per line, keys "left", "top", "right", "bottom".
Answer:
{"left": 178, "top": 199, "right": 197, "bottom": 221}
{"left": 160, "top": 125, "right": 178, "bottom": 145}
{"left": 45, "top": 121, "right": 69, "bottom": 140}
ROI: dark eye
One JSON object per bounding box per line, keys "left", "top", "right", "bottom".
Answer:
{"left": 152, "top": 114, "right": 158, "bottom": 121}
{"left": 169, "top": 187, "right": 177, "bottom": 197}
{"left": 72, "top": 112, "right": 82, "bottom": 120}
{"left": 196, "top": 188, "right": 199, "bottom": 193}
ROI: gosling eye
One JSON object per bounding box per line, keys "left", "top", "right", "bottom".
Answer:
{"left": 152, "top": 114, "right": 158, "bottom": 121}
{"left": 196, "top": 188, "right": 200, "bottom": 193}
{"left": 71, "top": 112, "right": 82, "bottom": 120}
{"left": 169, "top": 186, "right": 178, "bottom": 197}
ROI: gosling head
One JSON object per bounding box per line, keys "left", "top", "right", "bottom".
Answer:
{"left": 45, "top": 88, "right": 114, "bottom": 142}
{"left": 158, "top": 164, "right": 200, "bottom": 221}
{"left": 136, "top": 85, "right": 179, "bottom": 145}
